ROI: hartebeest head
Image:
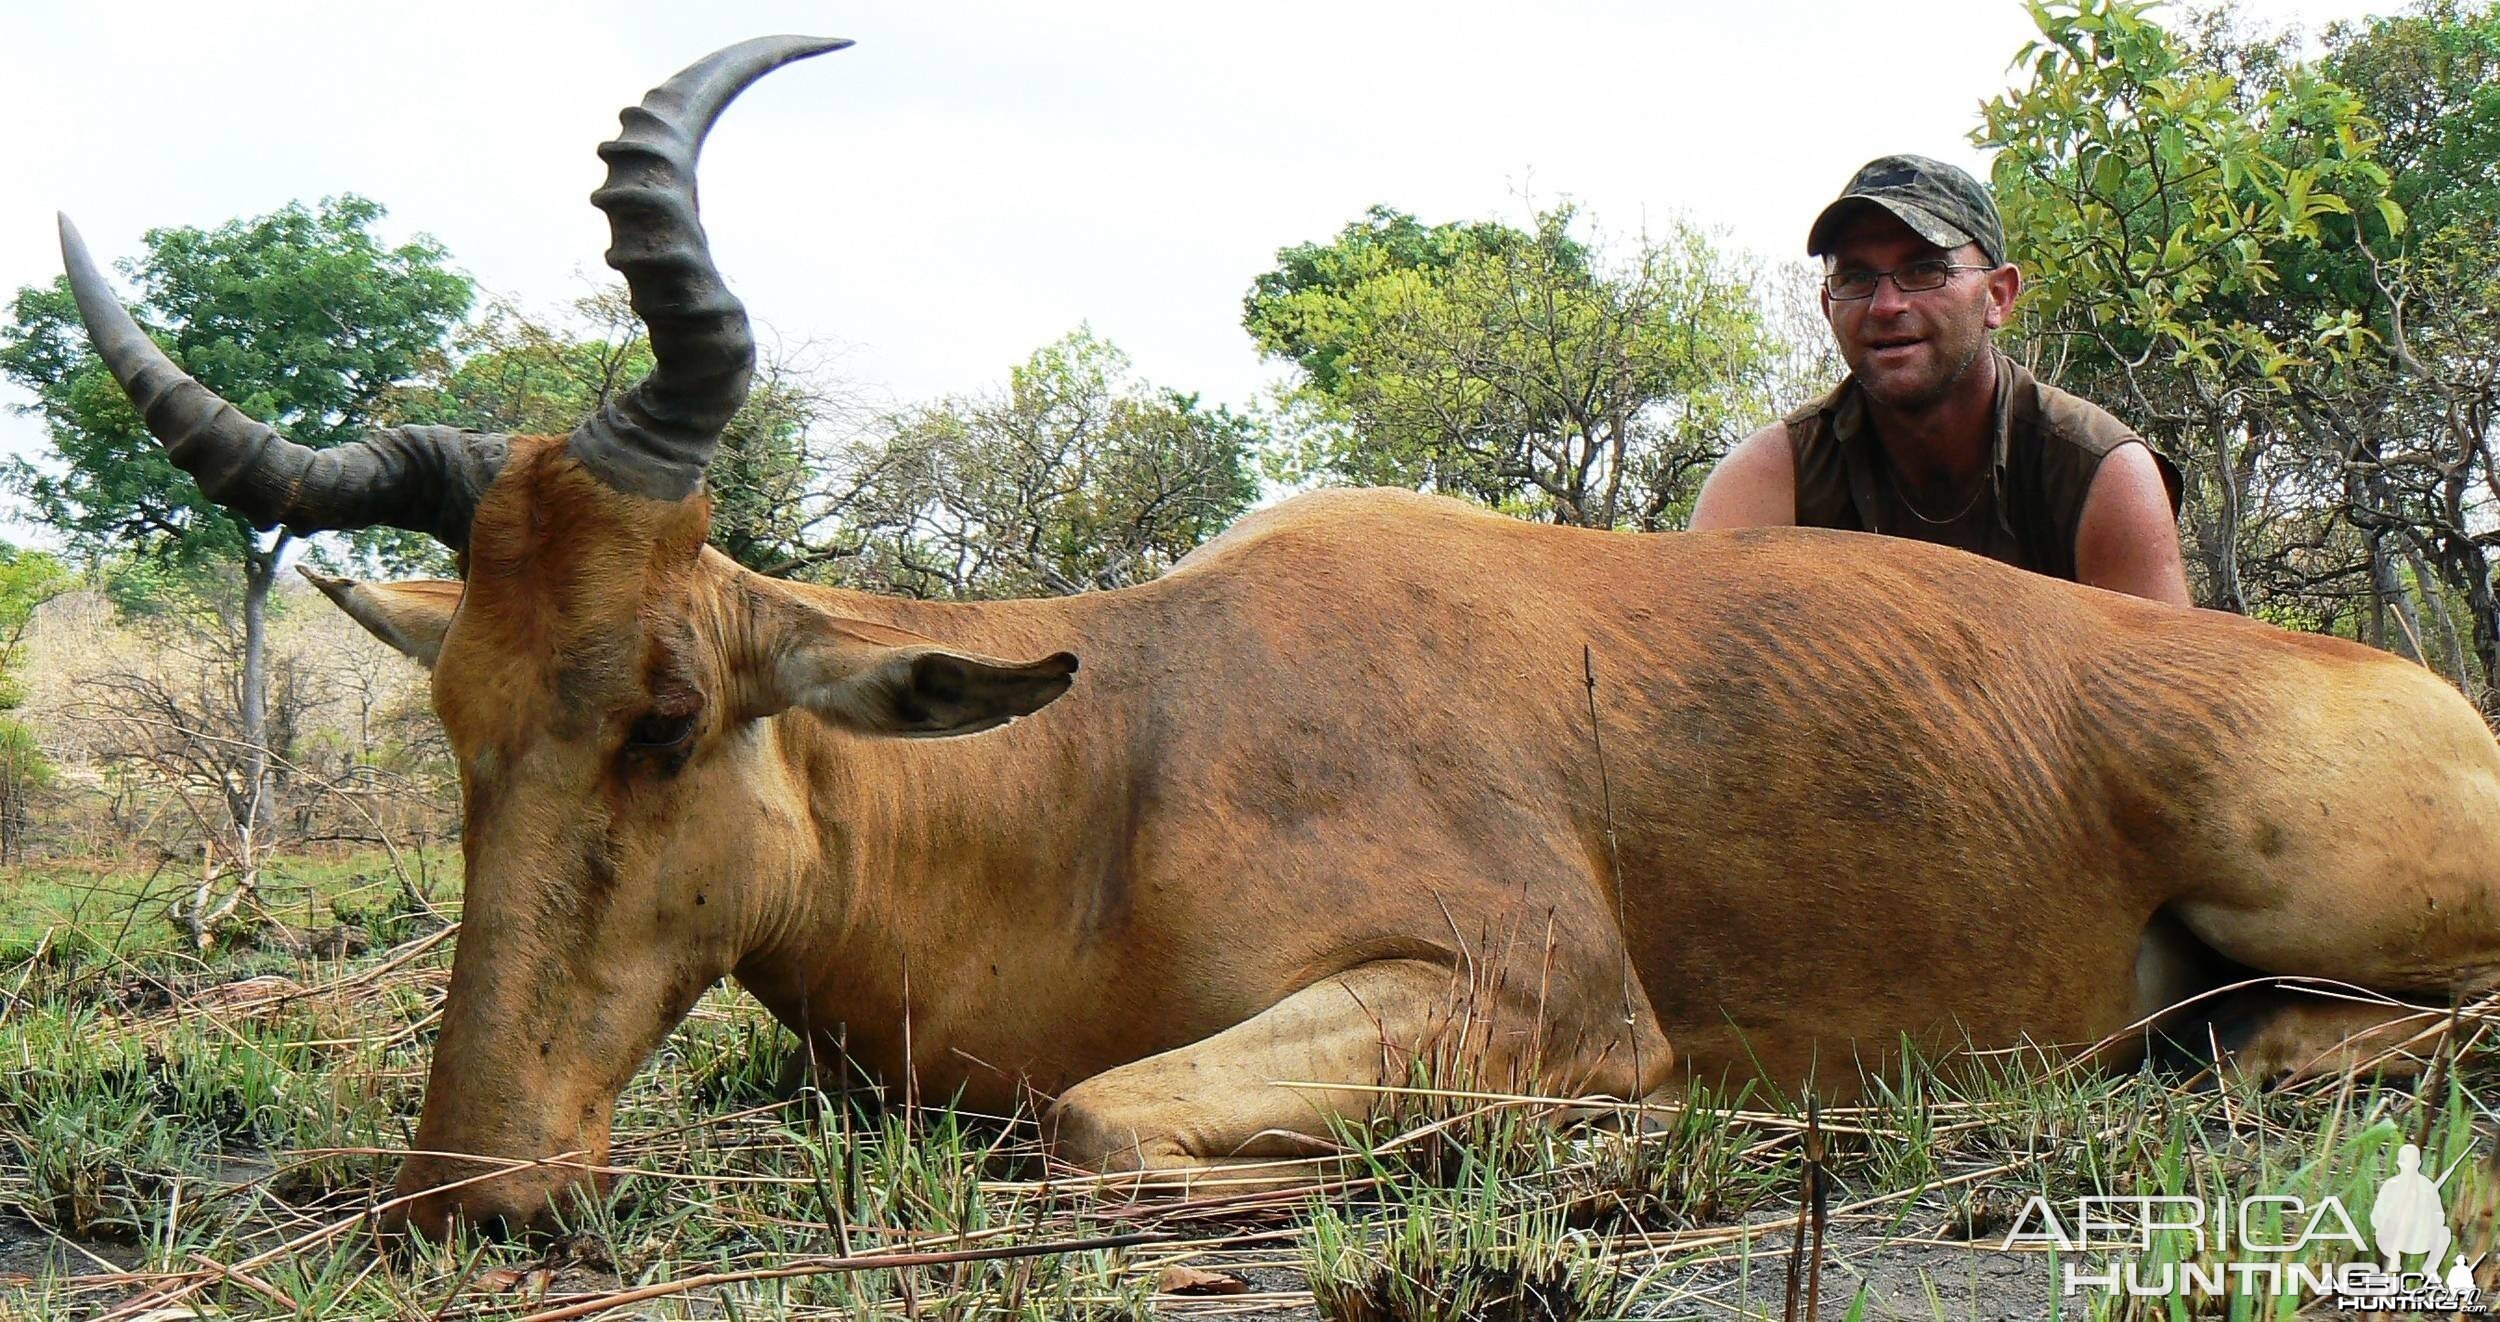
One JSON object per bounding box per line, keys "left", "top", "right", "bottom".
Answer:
{"left": 62, "top": 37, "right": 1077, "bottom": 1237}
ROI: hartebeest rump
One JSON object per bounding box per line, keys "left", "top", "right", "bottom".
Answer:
{"left": 59, "top": 37, "right": 2500, "bottom": 1238}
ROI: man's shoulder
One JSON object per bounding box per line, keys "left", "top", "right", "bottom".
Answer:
{"left": 2011, "top": 361, "right": 2141, "bottom": 461}
{"left": 1780, "top": 377, "right": 1852, "bottom": 431}
{"left": 2004, "top": 358, "right": 2182, "bottom": 513}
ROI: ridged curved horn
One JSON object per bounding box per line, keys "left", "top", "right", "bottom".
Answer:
{"left": 568, "top": 35, "right": 852, "bottom": 501}
{"left": 56, "top": 215, "right": 508, "bottom": 549}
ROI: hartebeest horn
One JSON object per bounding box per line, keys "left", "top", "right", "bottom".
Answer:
{"left": 55, "top": 215, "right": 509, "bottom": 549}
{"left": 567, "top": 35, "right": 853, "bottom": 501}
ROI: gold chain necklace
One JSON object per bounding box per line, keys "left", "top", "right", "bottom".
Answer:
{"left": 1886, "top": 459, "right": 1989, "bottom": 525}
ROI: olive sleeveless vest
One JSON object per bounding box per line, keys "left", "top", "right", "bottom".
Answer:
{"left": 1783, "top": 353, "right": 2181, "bottom": 583}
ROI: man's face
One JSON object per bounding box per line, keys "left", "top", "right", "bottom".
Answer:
{"left": 1819, "top": 209, "right": 2018, "bottom": 412}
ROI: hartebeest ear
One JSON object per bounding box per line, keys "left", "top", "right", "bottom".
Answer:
{"left": 757, "top": 605, "right": 1077, "bottom": 738}
{"left": 300, "top": 567, "right": 461, "bottom": 669}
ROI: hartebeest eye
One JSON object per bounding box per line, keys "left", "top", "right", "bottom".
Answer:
{"left": 627, "top": 711, "right": 699, "bottom": 749}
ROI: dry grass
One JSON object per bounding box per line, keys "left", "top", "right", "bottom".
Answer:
{"left": 0, "top": 880, "right": 2491, "bottom": 1321}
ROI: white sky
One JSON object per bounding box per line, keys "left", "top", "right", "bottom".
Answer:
{"left": 1, "top": 0, "right": 2397, "bottom": 498}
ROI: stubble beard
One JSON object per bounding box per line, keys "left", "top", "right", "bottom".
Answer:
{"left": 1846, "top": 277, "right": 1996, "bottom": 417}
{"left": 1856, "top": 322, "right": 1988, "bottom": 416}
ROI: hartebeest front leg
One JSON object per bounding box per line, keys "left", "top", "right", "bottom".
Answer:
{"left": 1044, "top": 958, "right": 1673, "bottom": 1182}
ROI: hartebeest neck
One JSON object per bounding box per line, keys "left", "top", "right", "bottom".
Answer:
{"left": 725, "top": 574, "right": 1153, "bottom": 1099}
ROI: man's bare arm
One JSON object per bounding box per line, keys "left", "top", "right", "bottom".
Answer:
{"left": 1688, "top": 424, "right": 1797, "bottom": 531}
{"left": 2074, "top": 443, "right": 2192, "bottom": 606}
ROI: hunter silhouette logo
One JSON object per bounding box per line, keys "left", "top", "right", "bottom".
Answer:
{"left": 2359, "top": 1142, "right": 2485, "bottom": 1314}
{"left": 2371, "top": 1143, "right": 2459, "bottom": 1272}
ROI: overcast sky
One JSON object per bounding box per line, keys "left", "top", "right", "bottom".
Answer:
{"left": 2, "top": 0, "right": 2396, "bottom": 497}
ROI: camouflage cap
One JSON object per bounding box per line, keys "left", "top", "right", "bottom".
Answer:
{"left": 1806, "top": 155, "right": 2005, "bottom": 267}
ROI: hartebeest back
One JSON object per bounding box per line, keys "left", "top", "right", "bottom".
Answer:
{"left": 61, "top": 37, "right": 2500, "bottom": 1240}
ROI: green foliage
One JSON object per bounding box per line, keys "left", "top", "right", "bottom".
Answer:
{"left": 389, "top": 288, "right": 655, "bottom": 438}
{"left": 0, "top": 195, "right": 474, "bottom": 580}
{"left": 2314, "top": 2, "right": 2500, "bottom": 711}
{"left": 387, "top": 286, "right": 848, "bottom": 576}
{"left": 1247, "top": 204, "right": 1774, "bottom": 530}
{"left": 1247, "top": 205, "right": 1570, "bottom": 396}
{"left": 0, "top": 545, "right": 70, "bottom": 852}
{"left": 1981, "top": 0, "right": 2390, "bottom": 395}
{"left": 1970, "top": 0, "right": 2472, "bottom": 625}
{"left": 0, "top": 1003, "right": 414, "bottom": 1242}
{"left": 709, "top": 370, "right": 839, "bottom": 575}
{"left": 2327, "top": 0, "right": 2500, "bottom": 245}
{"left": 0, "top": 544, "right": 69, "bottom": 712}
{"left": 1974, "top": 0, "right": 2500, "bottom": 698}
{"left": 94, "top": 552, "right": 291, "bottom": 640}
{"left": 0, "top": 722, "right": 52, "bottom": 793}
{"left": 830, "top": 329, "right": 1262, "bottom": 598}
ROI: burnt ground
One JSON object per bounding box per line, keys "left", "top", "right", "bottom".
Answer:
{"left": 1145, "top": 1219, "right": 2059, "bottom": 1321}
{"left": 0, "top": 1214, "right": 2058, "bottom": 1320}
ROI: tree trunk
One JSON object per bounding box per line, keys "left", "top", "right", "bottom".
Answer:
{"left": 2366, "top": 530, "right": 2387, "bottom": 651}
{"left": 2367, "top": 530, "right": 2426, "bottom": 664}
{"left": 2208, "top": 425, "right": 2246, "bottom": 614}
{"left": 239, "top": 538, "right": 285, "bottom": 847}
{"left": 2408, "top": 548, "right": 2471, "bottom": 693}
{"left": 2464, "top": 546, "right": 2500, "bottom": 719}
{"left": 0, "top": 748, "right": 21, "bottom": 867}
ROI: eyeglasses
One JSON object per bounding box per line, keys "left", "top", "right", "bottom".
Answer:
{"left": 1823, "top": 260, "right": 1994, "bottom": 300}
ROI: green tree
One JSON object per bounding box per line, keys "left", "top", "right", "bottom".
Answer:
{"left": 0, "top": 547, "right": 70, "bottom": 709}
{"left": 2312, "top": 1, "right": 2500, "bottom": 710}
{"left": 0, "top": 196, "right": 472, "bottom": 844}
{"left": 0, "top": 546, "right": 70, "bottom": 863}
{"left": 1979, "top": 0, "right": 2394, "bottom": 614}
{"left": 1980, "top": 0, "right": 2500, "bottom": 718}
{"left": 389, "top": 287, "right": 858, "bottom": 576}
{"left": 2330, "top": 1, "right": 2500, "bottom": 242}
{"left": 399, "top": 289, "right": 653, "bottom": 438}
{"left": 1247, "top": 204, "right": 1775, "bottom": 530}
{"left": 826, "top": 330, "right": 1261, "bottom": 599}
{"left": 1246, "top": 205, "right": 1549, "bottom": 396}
